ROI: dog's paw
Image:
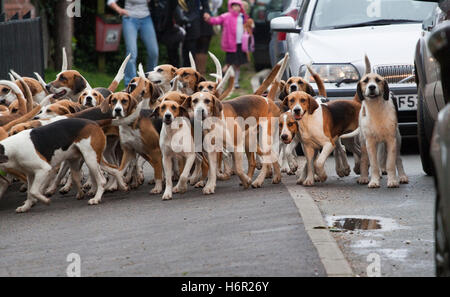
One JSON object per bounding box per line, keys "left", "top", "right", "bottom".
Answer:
{"left": 148, "top": 179, "right": 155, "bottom": 185}
{"left": 82, "top": 182, "right": 92, "bottom": 190}
{"left": 202, "top": 184, "right": 215, "bottom": 195}
{"left": 251, "top": 178, "right": 264, "bottom": 188}
{"left": 381, "top": 170, "right": 387, "bottom": 175}
{"left": 387, "top": 178, "right": 399, "bottom": 188}
{"left": 357, "top": 176, "right": 369, "bottom": 184}
{"left": 173, "top": 183, "right": 187, "bottom": 194}
{"left": 59, "top": 187, "right": 70, "bottom": 195}
{"left": 302, "top": 178, "right": 314, "bottom": 187}
{"left": 150, "top": 185, "right": 162, "bottom": 195}
{"left": 162, "top": 191, "right": 172, "bottom": 200}
{"left": 16, "top": 205, "right": 31, "bottom": 213}
{"left": 368, "top": 180, "right": 380, "bottom": 188}
{"left": 88, "top": 198, "right": 101, "bottom": 205}
{"left": 76, "top": 191, "right": 85, "bottom": 200}
{"left": 399, "top": 175, "right": 409, "bottom": 184}
{"left": 353, "top": 164, "right": 361, "bottom": 175}
{"left": 272, "top": 175, "right": 281, "bottom": 184}
{"left": 194, "top": 180, "right": 206, "bottom": 188}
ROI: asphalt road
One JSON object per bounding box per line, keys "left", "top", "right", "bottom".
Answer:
{"left": 0, "top": 150, "right": 434, "bottom": 277}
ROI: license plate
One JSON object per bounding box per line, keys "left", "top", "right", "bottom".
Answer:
{"left": 395, "top": 94, "right": 417, "bottom": 111}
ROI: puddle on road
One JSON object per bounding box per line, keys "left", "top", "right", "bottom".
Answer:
{"left": 332, "top": 217, "right": 381, "bottom": 231}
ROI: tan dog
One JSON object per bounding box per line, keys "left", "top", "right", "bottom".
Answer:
{"left": 78, "top": 89, "right": 105, "bottom": 107}
{"left": 0, "top": 76, "right": 46, "bottom": 106}
{"left": 146, "top": 64, "right": 177, "bottom": 93}
{"left": 182, "top": 92, "right": 253, "bottom": 194}
{"left": 172, "top": 67, "right": 206, "bottom": 95}
{"left": 283, "top": 91, "right": 360, "bottom": 185}
{"left": 352, "top": 72, "right": 408, "bottom": 188}
{"left": 126, "top": 77, "right": 161, "bottom": 108}
{"left": 107, "top": 92, "right": 164, "bottom": 194}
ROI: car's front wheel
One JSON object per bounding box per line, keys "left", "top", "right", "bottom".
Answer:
{"left": 436, "top": 191, "right": 450, "bottom": 276}
{"left": 417, "top": 90, "right": 434, "bottom": 175}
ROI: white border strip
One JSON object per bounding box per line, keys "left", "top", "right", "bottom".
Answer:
{"left": 285, "top": 181, "right": 353, "bottom": 277}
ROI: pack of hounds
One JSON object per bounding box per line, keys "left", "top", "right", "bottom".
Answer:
{"left": 0, "top": 48, "right": 408, "bottom": 213}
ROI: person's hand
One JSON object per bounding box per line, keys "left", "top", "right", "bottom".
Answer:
{"left": 118, "top": 8, "right": 130, "bottom": 16}
{"left": 203, "top": 13, "right": 211, "bottom": 22}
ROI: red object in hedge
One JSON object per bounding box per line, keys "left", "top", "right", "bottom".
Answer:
{"left": 96, "top": 16, "right": 122, "bottom": 52}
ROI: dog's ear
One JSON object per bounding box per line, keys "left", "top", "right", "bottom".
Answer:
{"left": 307, "top": 95, "right": 319, "bottom": 114}
{"left": 305, "top": 84, "right": 316, "bottom": 96}
{"left": 149, "top": 82, "right": 160, "bottom": 104}
{"left": 73, "top": 75, "right": 87, "bottom": 95}
{"left": 179, "top": 105, "right": 190, "bottom": 118}
{"left": 181, "top": 96, "right": 192, "bottom": 110}
{"left": 151, "top": 105, "right": 160, "bottom": 118}
{"left": 96, "top": 93, "right": 105, "bottom": 105}
{"left": 195, "top": 72, "right": 206, "bottom": 84}
{"left": 212, "top": 95, "right": 223, "bottom": 117}
{"left": 282, "top": 96, "right": 289, "bottom": 109}
{"left": 382, "top": 80, "right": 390, "bottom": 101}
{"left": 57, "top": 105, "right": 71, "bottom": 115}
{"left": 78, "top": 94, "right": 83, "bottom": 104}
{"left": 100, "top": 94, "right": 112, "bottom": 113}
{"left": 127, "top": 94, "right": 138, "bottom": 114}
{"left": 171, "top": 66, "right": 177, "bottom": 77}
{"left": 356, "top": 81, "right": 364, "bottom": 101}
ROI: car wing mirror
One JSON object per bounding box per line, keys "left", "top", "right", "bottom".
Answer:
{"left": 271, "top": 16, "right": 301, "bottom": 33}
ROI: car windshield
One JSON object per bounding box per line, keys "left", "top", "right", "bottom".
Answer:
{"left": 311, "top": 0, "right": 437, "bottom": 30}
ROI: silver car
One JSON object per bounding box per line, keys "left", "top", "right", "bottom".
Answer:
{"left": 271, "top": 0, "right": 437, "bottom": 138}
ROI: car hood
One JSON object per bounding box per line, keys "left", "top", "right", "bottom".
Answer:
{"left": 301, "top": 24, "right": 423, "bottom": 66}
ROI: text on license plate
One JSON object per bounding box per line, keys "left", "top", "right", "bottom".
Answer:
{"left": 396, "top": 94, "right": 417, "bottom": 111}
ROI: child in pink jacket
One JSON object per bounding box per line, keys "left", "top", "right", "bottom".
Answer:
{"left": 204, "top": 0, "right": 252, "bottom": 88}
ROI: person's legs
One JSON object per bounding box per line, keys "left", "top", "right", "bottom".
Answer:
{"left": 139, "top": 16, "right": 159, "bottom": 71}
{"left": 195, "top": 35, "right": 212, "bottom": 76}
{"left": 122, "top": 17, "right": 139, "bottom": 86}
{"left": 233, "top": 64, "right": 241, "bottom": 88}
{"left": 182, "top": 39, "right": 197, "bottom": 67}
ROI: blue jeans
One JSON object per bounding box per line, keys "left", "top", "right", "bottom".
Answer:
{"left": 122, "top": 16, "right": 159, "bottom": 86}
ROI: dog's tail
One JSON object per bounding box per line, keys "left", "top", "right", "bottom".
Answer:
{"left": 253, "top": 54, "right": 289, "bottom": 96}
{"left": 306, "top": 65, "right": 327, "bottom": 97}
{"left": 2, "top": 104, "right": 41, "bottom": 132}
{"left": 0, "top": 80, "right": 27, "bottom": 115}
{"left": 10, "top": 70, "right": 34, "bottom": 112}
{"left": 108, "top": 54, "right": 131, "bottom": 92}
{"left": 217, "top": 67, "right": 235, "bottom": 101}
{"left": 364, "top": 54, "right": 371, "bottom": 75}
{"left": 34, "top": 72, "right": 48, "bottom": 91}
{"left": 340, "top": 127, "right": 360, "bottom": 139}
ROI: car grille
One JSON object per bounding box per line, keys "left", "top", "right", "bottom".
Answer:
{"left": 373, "top": 65, "right": 415, "bottom": 84}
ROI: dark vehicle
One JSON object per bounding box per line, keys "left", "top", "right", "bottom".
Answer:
{"left": 415, "top": 0, "right": 448, "bottom": 175}
{"left": 426, "top": 0, "right": 450, "bottom": 277}
{"left": 250, "top": 0, "right": 272, "bottom": 71}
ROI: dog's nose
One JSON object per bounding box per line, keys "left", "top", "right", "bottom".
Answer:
{"left": 85, "top": 96, "right": 92, "bottom": 102}
{"left": 290, "top": 85, "right": 297, "bottom": 92}
{"left": 369, "top": 85, "right": 376, "bottom": 91}
{"left": 293, "top": 108, "right": 301, "bottom": 114}
{"left": 165, "top": 114, "right": 171, "bottom": 120}
{"left": 114, "top": 108, "right": 122, "bottom": 113}
{"left": 45, "top": 84, "right": 51, "bottom": 92}
{"left": 281, "top": 134, "right": 288, "bottom": 141}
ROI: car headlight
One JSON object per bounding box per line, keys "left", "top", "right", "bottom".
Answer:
{"left": 298, "top": 64, "right": 360, "bottom": 84}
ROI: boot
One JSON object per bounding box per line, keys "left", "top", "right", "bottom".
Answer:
{"left": 195, "top": 53, "right": 208, "bottom": 76}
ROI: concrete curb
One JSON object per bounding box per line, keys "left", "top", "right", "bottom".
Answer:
{"left": 285, "top": 181, "right": 353, "bottom": 277}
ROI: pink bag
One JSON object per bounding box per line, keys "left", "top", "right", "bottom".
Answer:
{"left": 241, "top": 31, "right": 254, "bottom": 53}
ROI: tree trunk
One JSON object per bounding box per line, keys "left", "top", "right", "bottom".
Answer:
{"left": 31, "top": 0, "right": 50, "bottom": 69}
{"left": 55, "top": 0, "right": 73, "bottom": 70}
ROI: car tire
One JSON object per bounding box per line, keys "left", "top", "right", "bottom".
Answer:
{"left": 435, "top": 191, "right": 450, "bottom": 276}
{"left": 417, "top": 90, "right": 434, "bottom": 176}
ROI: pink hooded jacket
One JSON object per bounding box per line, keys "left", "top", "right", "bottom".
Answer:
{"left": 207, "top": 0, "right": 249, "bottom": 53}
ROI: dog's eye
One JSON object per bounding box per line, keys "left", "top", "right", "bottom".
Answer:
{"left": 193, "top": 99, "right": 198, "bottom": 104}
{"left": 171, "top": 105, "right": 176, "bottom": 111}
{"left": 288, "top": 122, "right": 294, "bottom": 127}
{"left": 59, "top": 75, "right": 66, "bottom": 81}
{"left": 112, "top": 99, "right": 117, "bottom": 104}
{"left": 182, "top": 73, "right": 189, "bottom": 77}
{"left": 2, "top": 88, "right": 8, "bottom": 92}
{"left": 157, "top": 68, "right": 163, "bottom": 73}
{"left": 93, "top": 93, "right": 98, "bottom": 97}
{"left": 298, "top": 81, "right": 303, "bottom": 84}
{"left": 300, "top": 99, "right": 306, "bottom": 103}
{"left": 121, "top": 99, "right": 127, "bottom": 104}
{"left": 208, "top": 86, "right": 214, "bottom": 90}
{"left": 204, "top": 99, "right": 211, "bottom": 104}
{"left": 375, "top": 78, "right": 381, "bottom": 83}
{"left": 289, "top": 99, "right": 294, "bottom": 103}
{"left": 161, "top": 105, "right": 166, "bottom": 110}
{"left": 363, "top": 78, "right": 369, "bottom": 83}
